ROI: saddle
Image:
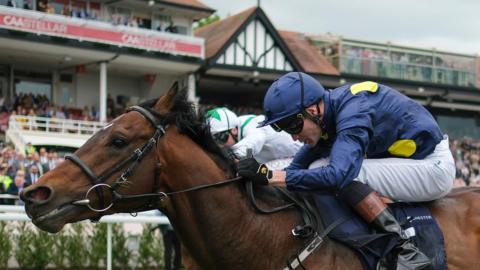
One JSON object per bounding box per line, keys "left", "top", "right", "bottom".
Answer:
{"left": 310, "top": 193, "right": 447, "bottom": 270}
{"left": 247, "top": 182, "right": 447, "bottom": 270}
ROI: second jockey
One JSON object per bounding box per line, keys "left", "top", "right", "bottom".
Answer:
{"left": 206, "top": 107, "right": 302, "bottom": 169}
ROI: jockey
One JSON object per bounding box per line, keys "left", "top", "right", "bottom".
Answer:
{"left": 237, "top": 72, "right": 455, "bottom": 270}
{"left": 206, "top": 107, "right": 302, "bottom": 169}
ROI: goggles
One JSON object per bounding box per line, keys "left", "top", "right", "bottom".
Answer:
{"left": 213, "top": 131, "right": 230, "bottom": 145}
{"left": 271, "top": 113, "right": 304, "bottom": 135}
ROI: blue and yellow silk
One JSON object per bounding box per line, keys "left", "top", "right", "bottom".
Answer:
{"left": 285, "top": 82, "right": 443, "bottom": 191}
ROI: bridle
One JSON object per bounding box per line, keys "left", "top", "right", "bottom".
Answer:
{"left": 67, "top": 105, "right": 243, "bottom": 212}
{"left": 66, "top": 105, "right": 165, "bottom": 212}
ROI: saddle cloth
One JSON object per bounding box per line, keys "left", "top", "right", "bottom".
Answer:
{"left": 310, "top": 194, "right": 447, "bottom": 270}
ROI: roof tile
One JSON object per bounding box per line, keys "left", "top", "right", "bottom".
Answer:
{"left": 279, "top": 30, "right": 339, "bottom": 75}
{"left": 160, "top": 0, "right": 213, "bottom": 11}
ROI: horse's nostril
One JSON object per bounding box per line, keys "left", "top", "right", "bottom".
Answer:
{"left": 23, "top": 186, "right": 54, "bottom": 204}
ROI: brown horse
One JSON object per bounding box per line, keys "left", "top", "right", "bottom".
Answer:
{"left": 21, "top": 84, "right": 480, "bottom": 269}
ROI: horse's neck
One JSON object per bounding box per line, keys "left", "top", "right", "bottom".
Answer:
{"left": 161, "top": 134, "right": 360, "bottom": 269}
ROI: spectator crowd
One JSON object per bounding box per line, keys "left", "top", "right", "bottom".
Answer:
{"left": 0, "top": 144, "right": 62, "bottom": 204}
{"left": 339, "top": 45, "right": 476, "bottom": 88}
{"left": 2, "top": 0, "right": 182, "bottom": 34}
{"left": 11, "top": 92, "right": 101, "bottom": 122}
{"left": 451, "top": 138, "right": 480, "bottom": 187}
{"left": 0, "top": 92, "right": 127, "bottom": 133}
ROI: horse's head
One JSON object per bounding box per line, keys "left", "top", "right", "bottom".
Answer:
{"left": 21, "top": 83, "right": 232, "bottom": 233}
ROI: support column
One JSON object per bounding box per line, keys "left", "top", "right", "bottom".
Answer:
{"left": 8, "top": 65, "right": 14, "bottom": 106}
{"left": 187, "top": 73, "right": 197, "bottom": 105}
{"left": 99, "top": 61, "right": 107, "bottom": 122}
{"left": 51, "top": 71, "right": 59, "bottom": 105}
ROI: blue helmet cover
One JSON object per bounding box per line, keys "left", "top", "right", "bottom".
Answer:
{"left": 259, "top": 72, "right": 325, "bottom": 127}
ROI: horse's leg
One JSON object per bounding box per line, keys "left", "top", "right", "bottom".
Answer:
{"left": 429, "top": 190, "right": 480, "bottom": 269}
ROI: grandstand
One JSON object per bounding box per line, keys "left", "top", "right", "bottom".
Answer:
{"left": 2, "top": 2, "right": 480, "bottom": 269}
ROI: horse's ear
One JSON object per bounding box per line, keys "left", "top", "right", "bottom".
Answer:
{"left": 154, "top": 82, "right": 179, "bottom": 114}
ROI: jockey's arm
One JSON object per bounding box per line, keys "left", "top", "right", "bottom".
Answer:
{"left": 272, "top": 127, "right": 370, "bottom": 191}
{"left": 268, "top": 138, "right": 331, "bottom": 187}
{"left": 286, "top": 143, "right": 331, "bottom": 170}
{"left": 231, "top": 126, "right": 267, "bottom": 159}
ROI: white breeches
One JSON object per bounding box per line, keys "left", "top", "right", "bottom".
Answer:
{"left": 309, "top": 136, "right": 455, "bottom": 202}
{"left": 265, "top": 157, "right": 295, "bottom": 171}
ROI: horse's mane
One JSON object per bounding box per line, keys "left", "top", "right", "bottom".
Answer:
{"left": 138, "top": 93, "right": 236, "bottom": 175}
{"left": 138, "top": 92, "right": 301, "bottom": 222}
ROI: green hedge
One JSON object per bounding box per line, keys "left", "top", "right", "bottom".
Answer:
{"left": 0, "top": 221, "right": 166, "bottom": 269}
{"left": 0, "top": 221, "right": 13, "bottom": 269}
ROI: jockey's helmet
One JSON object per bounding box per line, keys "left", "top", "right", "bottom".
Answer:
{"left": 258, "top": 72, "right": 325, "bottom": 128}
{"left": 206, "top": 107, "right": 239, "bottom": 135}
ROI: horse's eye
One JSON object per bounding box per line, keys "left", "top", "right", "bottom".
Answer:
{"left": 111, "top": 138, "right": 127, "bottom": 148}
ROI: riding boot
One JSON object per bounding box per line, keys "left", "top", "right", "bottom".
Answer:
{"left": 339, "top": 181, "right": 431, "bottom": 270}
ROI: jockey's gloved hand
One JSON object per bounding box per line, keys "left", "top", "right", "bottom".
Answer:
{"left": 237, "top": 157, "right": 272, "bottom": 185}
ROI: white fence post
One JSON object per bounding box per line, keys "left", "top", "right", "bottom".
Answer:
{"left": 107, "top": 223, "right": 112, "bottom": 270}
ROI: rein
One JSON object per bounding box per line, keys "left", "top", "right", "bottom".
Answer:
{"left": 162, "top": 176, "right": 243, "bottom": 197}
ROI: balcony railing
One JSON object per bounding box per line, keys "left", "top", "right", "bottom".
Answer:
{"left": 9, "top": 115, "right": 104, "bottom": 135}
{"left": 311, "top": 36, "right": 479, "bottom": 88}
{"left": 0, "top": 5, "right": 204, "bottom": 58}
{"left": 338, "top": 56, "right": 477, "bottom": 88}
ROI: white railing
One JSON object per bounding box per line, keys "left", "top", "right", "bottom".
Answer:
{"left": 9, "top": 115, "right": 104, "bottom": 135}
{"left": 0, "top": 205, "right": 169, "bottom": 270}
{"left": 0, "top": 194, "right": 19, "bottom": 201}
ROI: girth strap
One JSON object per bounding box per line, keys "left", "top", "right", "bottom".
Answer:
{"left": 283, "top": 215, "right": 352, "bottom": 270}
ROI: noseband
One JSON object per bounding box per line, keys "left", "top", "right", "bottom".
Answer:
{"left": 66, "top": 105, "right": 166, "bottom": 212}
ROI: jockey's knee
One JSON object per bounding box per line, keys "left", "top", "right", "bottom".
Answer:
{"left": 430, "top": 173, "right": 454, "bottom": 200}
{"left": 429, "top": 161, "right": 455, "bottom": 200}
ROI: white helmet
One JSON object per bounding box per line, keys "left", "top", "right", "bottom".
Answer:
{"left": 206, "top": 107, "right": 239, "bottom": 135}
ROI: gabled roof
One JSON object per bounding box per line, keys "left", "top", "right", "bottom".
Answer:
{"left": 195, "top": 7, "right": 302, "bottom": 72}
{"left": 195, "top": 7, "right": 256, "bottom": 59}
{"left": 279, "top": 30, "right": 339, "bottom": 75}
{"left": 157, "top": 0, "right": 215, "bottom": 13}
